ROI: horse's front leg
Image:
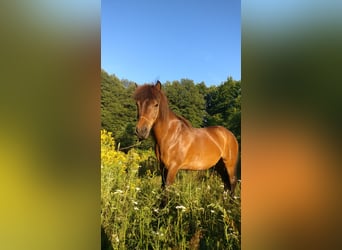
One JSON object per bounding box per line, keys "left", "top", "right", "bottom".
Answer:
{"left": 158, "top": 163, "right": 169, "bottom": 208}
{"left": 165, "top": 166, "right": 178, "bottom": 186}
{"left": 155, "top": 144, "right": 168, "bottom": 188}
{"left": 160, "top": 163, "right": 168, "bottom": 188}
{"left": 159, "top": 166, "right": 178, "bottom": 208}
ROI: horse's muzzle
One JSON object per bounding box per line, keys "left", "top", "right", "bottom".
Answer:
{"left": 135, "top": 126, "right": 150, "bottom": 140}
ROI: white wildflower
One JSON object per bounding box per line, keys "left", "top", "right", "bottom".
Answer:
{"left": 175, "top": 205, "right": 186, "bottom": 211}
{"left": 134, "top": 206, "right": 139, "bottom": 210}
{"left": 135, "top": 187, "right": 141, "bottom": 191}
{"left": 210, "top": 210, "right": 215, "bottom": 213}
{"left": 153, "top": 231, "right": 164, "bottom": 237}
{"left": 114, "top": 189, "right": 123, "bottom": 194}
{"left": 112, "top": 234, "right": 119, "bottom": 243}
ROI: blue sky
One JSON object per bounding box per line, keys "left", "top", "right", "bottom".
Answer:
{"left": 101, "top": 0, "right": 240, "bottom": 86}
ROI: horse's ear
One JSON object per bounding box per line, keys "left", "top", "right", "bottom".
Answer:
{"left": 155, "top": 80, "right": 161, "bottom": 90}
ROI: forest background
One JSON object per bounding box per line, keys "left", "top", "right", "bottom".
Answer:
{"left": 101, "top": 69, "right": 241, "bottom": 160}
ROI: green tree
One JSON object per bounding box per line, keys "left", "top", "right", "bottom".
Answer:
{"left": 101, "top": 70, "right": 124, "bottom": 137}
{"left": 206, "top": 77, "right": 241, "bottom": 143}
{"left": 101, "top": 70, "right": 137, "bottom": 148}
{"left": 163, "top": 79, "right": 206, "bottom": 128}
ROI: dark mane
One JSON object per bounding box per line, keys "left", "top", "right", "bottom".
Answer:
{"left": 175, "top": 114, "right": 192, "bottom": 128}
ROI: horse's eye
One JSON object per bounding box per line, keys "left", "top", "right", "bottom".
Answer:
{"left": 154, "top": 103, "right": 159, "bottom": 107}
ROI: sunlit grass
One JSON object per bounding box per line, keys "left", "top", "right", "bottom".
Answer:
{"left": 101, "top": 129, "right": 241, "bottom": 249}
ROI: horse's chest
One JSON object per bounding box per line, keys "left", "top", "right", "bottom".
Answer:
{"left": 159, "top": 143, "right": 186, "bottom": 168}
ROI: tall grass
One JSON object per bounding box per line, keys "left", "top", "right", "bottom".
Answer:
{"left": 101, "top": 130, "right": 241, "bottom": 249}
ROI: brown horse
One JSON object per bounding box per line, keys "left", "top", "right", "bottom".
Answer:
{"left": 134, "top": 81, "right": 239, "bottom": 194}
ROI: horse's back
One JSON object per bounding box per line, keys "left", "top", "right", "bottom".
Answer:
{"left": 177, "top": 126, "right": 238, "bottom": 169}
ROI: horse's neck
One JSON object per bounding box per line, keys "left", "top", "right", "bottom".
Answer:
{"left": 152, "top": 110, "right": 182, "bottom": 146}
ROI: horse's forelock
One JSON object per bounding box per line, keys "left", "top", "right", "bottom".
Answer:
{"left": 134, "top": 84, "right": 160, "bottom": 101}
{"left": 133, "top": 84, "right": 169, "bottom": 119}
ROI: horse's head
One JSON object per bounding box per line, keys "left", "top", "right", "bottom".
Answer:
{"left": 133, "top": 81, "right": 163, "bottom": 140}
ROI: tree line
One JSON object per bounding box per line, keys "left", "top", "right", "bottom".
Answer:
{"left": 101, "top": 69, "right": 241, "bottom": 151}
